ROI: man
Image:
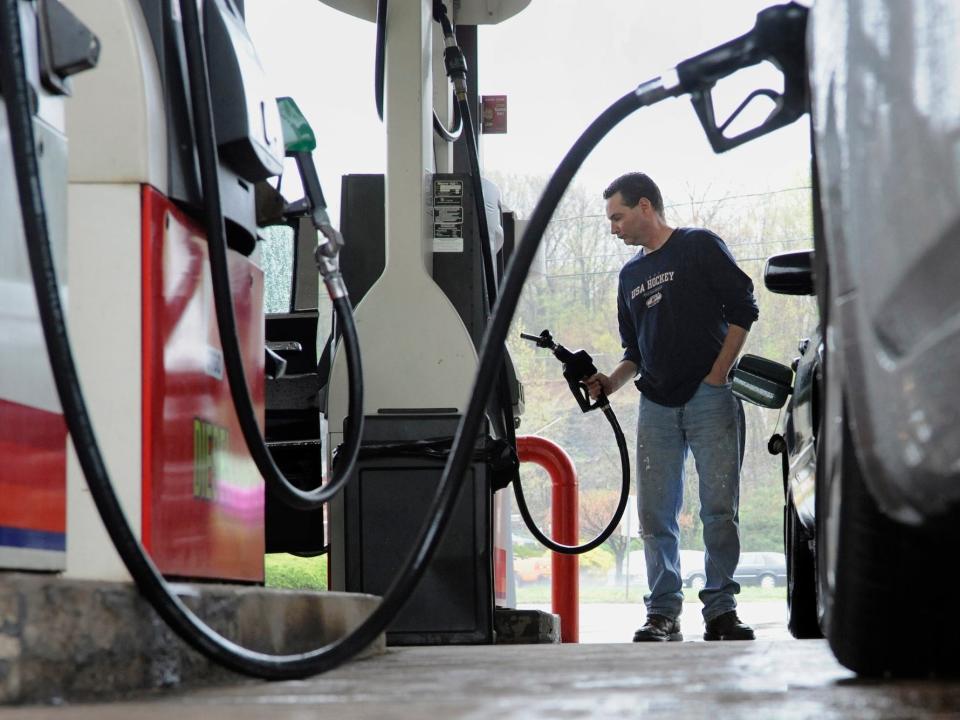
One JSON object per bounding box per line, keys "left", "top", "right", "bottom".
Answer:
{"left": 585, "top": 172, "right": 759, "bottom": 642}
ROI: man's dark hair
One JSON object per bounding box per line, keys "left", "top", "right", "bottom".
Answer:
{"left": 603, "top": 172, "right": 664, "bottom": 216}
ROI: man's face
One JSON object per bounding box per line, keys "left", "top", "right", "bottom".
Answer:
{"left": 606, "top": 192, "right": 651, "bottom": 247}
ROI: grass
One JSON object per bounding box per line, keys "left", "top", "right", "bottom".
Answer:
{"left": 264, "top": 552, "right": 328, "bottom": 590}
{"left": 516, "top": 582, "right": 786, "bottom": 604}
{"left": 262, "top": 553, "right": 787, "bottom": 606}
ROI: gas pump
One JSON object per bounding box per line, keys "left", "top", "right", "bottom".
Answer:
{"left": 0, "top": 0, "right": 98, "bottom": 572}
{"left": 59, "top": 0, "right": 283, "bottom": 582}
{"left": 320, "top": 0, "right": 530, "bottom": 645}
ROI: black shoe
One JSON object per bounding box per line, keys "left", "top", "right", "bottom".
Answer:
{"left": 703, "top": 611, "right": 755, "bottom": 641}
{"left": 633, "top": 614, "right": 682, "bottom": 642}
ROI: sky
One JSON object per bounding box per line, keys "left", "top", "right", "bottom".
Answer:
{"left": 245, "top": 0, "right": 811, "bottom": 225}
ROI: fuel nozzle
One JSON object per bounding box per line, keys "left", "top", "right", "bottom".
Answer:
{"left": 520, "top": 330, "right": 607, "bottom": 413}
{"left": 274, "top": 96, "right": 348, "bottom": 300}
{"left": 674, "top": 2, "right": 808, "bottom": 153}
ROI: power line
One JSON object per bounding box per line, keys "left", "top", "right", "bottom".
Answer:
{"left": 547, "top": 239, "right": 808, "bottom": 263}
{"left": 538, "top": 253, "right": 803, "bottom": 280}
{"left": 540, "top": 238, "right": 814, "bottom": 273}
{"left": 545, "top": 186, "right": 813, "bottom": 224}
{"left": 663, "top": 186, "right": 813, "bottom": 210}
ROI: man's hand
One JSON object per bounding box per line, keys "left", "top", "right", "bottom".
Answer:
{"left": 585, "top": 360, "right": 638, "bottom": 399}
{"left": 702, "top": 369, "right": 730, "bottom": 387}
{"left": 585, "top": 373, "right": 614, "bottom": 400}
{"left": 704, "top": 324, "right": 749, "bottom": 386}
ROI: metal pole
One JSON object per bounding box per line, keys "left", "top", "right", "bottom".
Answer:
{"left": 516, "top": 436, "right": 579, "bottom": 643}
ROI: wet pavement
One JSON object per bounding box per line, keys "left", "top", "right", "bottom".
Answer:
{"left": 542, "top": 599, "right": 793, "bottom": 644}
{"left": 3, "top": 602, "right": 959, "bottom": 719}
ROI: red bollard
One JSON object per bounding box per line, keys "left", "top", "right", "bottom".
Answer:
{"left": 516, "top": 435, "right": 579, "bottom": 643}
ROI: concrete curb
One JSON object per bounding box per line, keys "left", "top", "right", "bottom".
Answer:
{"left": 0, "top": 574, "right": 383, "bottom": 705}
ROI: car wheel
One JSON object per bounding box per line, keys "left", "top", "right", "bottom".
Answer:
{"left": 818, "top": 403, "right": 960, "bottom": 676}
{"left": 689, "top": 574, "right": 706, "bottom": 592}
{"left": 759, "top": 574, "right": 776, "bottom": 590}
{"left": 785, "top": 498, "right": 821, "bottom": 638}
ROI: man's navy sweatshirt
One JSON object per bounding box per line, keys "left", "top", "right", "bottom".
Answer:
{"left": 617, "top": 227, "right": 759, "bottom": 407}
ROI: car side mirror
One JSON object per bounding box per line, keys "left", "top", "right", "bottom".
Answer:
{"left": 732, "top": 354, "right": 793, "bottom": 409}
{"left": 764, "top": 249, "right": 814, "bottom": 295}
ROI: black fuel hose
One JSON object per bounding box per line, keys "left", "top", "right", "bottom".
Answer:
{"left": 374, "top": 0, "right": 385, "bottom": 119}
{"left": 4, "top": 0, "right": 482, "bottom": 679}
{"left": 468, "top": 80, "right": 678, "bottom": 556}
{"left": 433, "top": 5, "right": 519, "bottom": 472}
{"left": 442, "top": 75, "right": 676, "bottom": 566}
{"left": 179, "top": 0, "right": 362, "bottom": 510}
{"left": 514, "top": 405, "right": 632, "bottom": 554}
{"left": 432, "top": 100, "right": 463, "bottom": 143}
{"left": 6, "top": 0, "right": 682, "bottom": 678}
{"left": 435, "top": 3, "right": 632, "bottom": 554}
{"left": 434, "top": 7, "right": 496, "bottom": 312}
{"left": 375, "top": 0, "right": 463, "bottom": 142}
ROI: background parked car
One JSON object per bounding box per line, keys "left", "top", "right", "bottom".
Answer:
{"left": 679, "top": 550, "right": 705, "bottom": 589}
{"left": 680, "top": 550, "right": 785, "bottom": 590}
{"left": 734, "top": 552, "right": 786, "bottom": 589}
{"left": 514, "top": 554, "right": 551, "bottom": 584}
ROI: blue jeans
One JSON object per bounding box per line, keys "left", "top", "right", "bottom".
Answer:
{"left": 637, "top": 381, "right": 746, "bottom": 622}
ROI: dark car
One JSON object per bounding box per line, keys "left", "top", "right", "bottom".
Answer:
{"left": 738, "top": 236, "right": 958, "bottom": 676}
{"left": 734, "top": 250, "right": 822, "bottom": 635}
{"left": 735, "top": 551, "right": 787, "bottom": 589}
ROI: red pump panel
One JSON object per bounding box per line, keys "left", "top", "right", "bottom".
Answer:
{"left": 141, "top": 185, "right": 265, "bottom": 581}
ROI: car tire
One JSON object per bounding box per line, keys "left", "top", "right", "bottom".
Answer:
{"left": 785, "top": 499, "right": 821, "bottom": 639}
{"left": 759, "top": 573, "right": 776, "bottom": 590}
{"left": 818, "top": 407, "right": 960, "bottom": 676}
{"left": 688, "top": 574, "right": 706, "bottom": 592}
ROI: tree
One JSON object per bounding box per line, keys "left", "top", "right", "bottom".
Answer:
{"left": 579, "top": 489, "right": 630, "bottom": 582}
